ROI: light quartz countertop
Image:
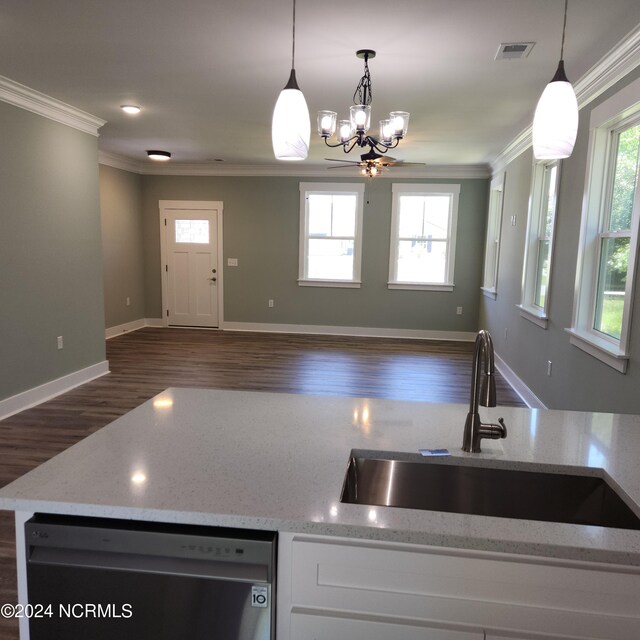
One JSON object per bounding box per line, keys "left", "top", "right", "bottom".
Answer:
{"left": 2, "top": 388, "right": 640, "bottom": 566}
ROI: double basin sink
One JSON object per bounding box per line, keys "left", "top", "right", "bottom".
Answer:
{"left": 341, "top": 450, "right": 640, "bottom": 530}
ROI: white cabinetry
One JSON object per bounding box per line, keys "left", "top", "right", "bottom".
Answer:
{"left": 277, "top": 533, "right": 640, "bottom": 640}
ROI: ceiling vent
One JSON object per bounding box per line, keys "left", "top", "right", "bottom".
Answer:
{"left": 495, "top": 42, "right": 535, "bottom": 60}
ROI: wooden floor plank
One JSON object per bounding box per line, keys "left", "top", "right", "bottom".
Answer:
{"left": 0, "top": 328, "right": 524, "bottom": 639}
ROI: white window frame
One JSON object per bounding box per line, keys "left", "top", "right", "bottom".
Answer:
{"left": 567, "top": 77, "right": 640, "bottom": 373}
{"left": 298, "top": 182, "right": 365, "bottom": 288}
{"left": 481, "top": 173, "right": 505, "bottom": 300}
{"left": 518, "top": 159, "right": 561, "bottom": 328}
{"left": 388, "top": 183, "right": 460, "bottom": 291}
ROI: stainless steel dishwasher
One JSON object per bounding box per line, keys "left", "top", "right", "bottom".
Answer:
{"left": 25, "top": 514, "right": 276, "bottom": 640}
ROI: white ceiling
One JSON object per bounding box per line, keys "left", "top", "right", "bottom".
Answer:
{"left": 1, "top": 0, "right": 640, "bottom": 171}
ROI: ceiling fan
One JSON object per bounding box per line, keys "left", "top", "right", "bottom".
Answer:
{"left": 325, "top": 147, "right": 424, "bottom": 177}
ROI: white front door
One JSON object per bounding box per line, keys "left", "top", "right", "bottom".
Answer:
{"left": 160, "top": 203, "right": 222, "bottom": 328}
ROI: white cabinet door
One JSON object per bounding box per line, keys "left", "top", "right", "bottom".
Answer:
{"left": 291, "top": 612, "right": 484, "bottom": 640}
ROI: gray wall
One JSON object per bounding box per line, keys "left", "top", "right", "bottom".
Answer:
{"left": 100, "top": 165, "right": 145, "bottom": 328}
{"left": 0, "top": 101, "right": 106, "bottom": 401}
{"left": 140, "top": 175, "right": 488, "bottom": 332}
{"left": 480, "top": 66, "right": 640, "bottom": 414}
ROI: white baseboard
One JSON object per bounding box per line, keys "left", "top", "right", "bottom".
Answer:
{"left": 221, "top": 321, "right": 476, "bottom": 342}
{"left": 106, "top": 317, "right": 164, "bottom": 338}
{"left": 494, "top": 352, "right": 546, "bottom": 409}
{"left": 0, "top": 361, "right": 110, "bottom": 421}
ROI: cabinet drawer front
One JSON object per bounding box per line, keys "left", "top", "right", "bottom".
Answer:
{"left": 290, "top": 537, "right": 640, "bottom": 639}
{"left": 291, "top": 612, "right": 483, "bottom": 640}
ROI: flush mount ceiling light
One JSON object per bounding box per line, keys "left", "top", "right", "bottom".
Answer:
{"left": 532, "top": 0, "right": 578, "bottom": 160}
{"left": 318, "top": 50, "right": 410, "bottom": 157}
{"left": 147, "top": 150, "right": 171, "bottom": 161}
{"left": 121, "top": 105, "right": 141, "bottom": 115}
{"left": 271, "top": 0, "right": 310, "bottom": 161}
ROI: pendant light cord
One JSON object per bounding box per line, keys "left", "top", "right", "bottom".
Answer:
{"left": 560, "top": 0, "right": 568, "bottom": 60}
{"left": 291, "top": 0, "right": 296, "bottom": 70}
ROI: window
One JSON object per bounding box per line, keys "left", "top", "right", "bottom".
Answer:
{"left": 518, "top": 159, "right": 561, "bottom": 327}
{"left": 481, "top": 174, "right": 505, "bottom": 299}
{"left": 298, "top": 183, "right": 364, "bottom": 287}
{"left": 388, "top": 183, "right": 460, "bottom": 290}
{"left": 568, "top": 77, "right": 640, "bottom": 373}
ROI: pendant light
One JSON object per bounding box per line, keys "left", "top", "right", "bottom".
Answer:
{"left": 532, "top": 0, "right": 578, "bottom": 160}
{"left": 271, "top": 0, "right": 310, "bottom": 161}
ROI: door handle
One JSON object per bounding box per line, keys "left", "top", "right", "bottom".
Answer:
{"left": 209, "top": 277, "right": 217, "bottom": 282}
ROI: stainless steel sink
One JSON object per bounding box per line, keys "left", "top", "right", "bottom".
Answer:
{"left": 340, "top": 450, "right": 640, "bottom": 530}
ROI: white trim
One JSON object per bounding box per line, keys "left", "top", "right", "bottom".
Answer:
{"left": 387, "top": 283, "right": 454, "bottom": 292}
{"left": 494, "top": 352, "right": 547, "bottom": 409}
{"left": 565, "top": 328, "right": 629, "bottom": 373}
{"left": 105, "top": 318, "right": 147, "bottom": 339}
{"left": 145, "top": 317, "right": 165, "bottom": 328}
{"left": 517, "top": 304, "right": 549, "bottom": 329}
{"left": 482, "top": 173, "right": 505, "bottom": 293}
{"left": 491, "top": 23, "right": 640, "bottom": 174}
{"left": 98, "top": 150, "right": 143, "bottom": 173}
{"left": 389, "top": 183, "right": 460, "bottom": 289}
{"left": 0, "top": 74, "right": 105, "bottom": 136}
{"left": 159, "top": 201, "right": 224, "bottom": 328}
{"left": 298, "top": 279, "right": 361, "bottom": 288}
{"left": 0, "top": 361, "right": 109, "bottom": 421}
{"left": 481, "top": 287, "right": 497, "bottom": 300}
{"left": 220, "top": 321, "right": 476, "bottom": 342}
{"left": 299, "top": 183, "right": 365, "bottom": 287}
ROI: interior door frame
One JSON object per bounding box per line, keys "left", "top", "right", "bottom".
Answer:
{"left": 159, "top": 200, "right": 224, "bottom": 328}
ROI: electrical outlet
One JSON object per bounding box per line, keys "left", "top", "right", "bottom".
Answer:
{"left": 547, "top": 360, "right": 553, "bottom": 376}
{"left": 456, "top": 306, "right": 463, "bottom": 315}
{"left": 57, "top": 336, "right": 64, "bottom": 350}
{"left": 268, "top": 299, "right": 274, "bottom": 308}
{"left": 126, "top": 297, "right": 131, "bottom": 307}
{"left": 227, "top": 258, "right": 238, "bottom": 267}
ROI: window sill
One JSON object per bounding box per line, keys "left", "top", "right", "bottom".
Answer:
{"left": 481, "top": 287, "right": 497, "bottom": 300}
{"left": 565, "top": 327, "right": 629, "bottom": 373}
{"left": 298, "top": 279, "right": 361, "bottom": 289}
{"left": 517, "top": 304, "right": 548, "bottom": 329}
{"left": 388, "top": 282, "right": 454, "bottom": 292}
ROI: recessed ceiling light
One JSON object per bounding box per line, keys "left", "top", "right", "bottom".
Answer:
{"left": 147, "top": 150, "right": 171, "bottom": 161}
{"left": 121, "top": 105, "right": 141, "bottom": 115}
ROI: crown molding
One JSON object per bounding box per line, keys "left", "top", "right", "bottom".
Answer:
{"left": 491, "top": 23, "right": 640, "bottom": 175}
{"left": 98, "top": 150, "right": 144, "bottom": 173}
{"left": 97, "top": 153, "right": 490, "bottom": 179}
{"left": 0, "top": 75, "right": 105, "bottom": 136}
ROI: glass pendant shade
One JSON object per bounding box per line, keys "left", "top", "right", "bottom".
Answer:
{"left": 272, "top": 70, "right": 310, "bottom": 161}
{"left": 350, "top": 105, "right": 371, "bottom": 133}
{"left": 532, "top": 61, "right": 578, "bottom": 160}
{"left": 317, "top": 110, "right": 337, "bottom": 137}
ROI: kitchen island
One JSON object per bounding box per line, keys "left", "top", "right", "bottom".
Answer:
{"left": 1, "top": 388, "right": 640, "bottom": 638}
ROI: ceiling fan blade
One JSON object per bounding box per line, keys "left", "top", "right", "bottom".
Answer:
{"left": 385, "top": 161, "right": 426, "bottom": 166}
{"left": 325, "top": 158, "right": 362, "bottom": 164}
{"left": 327, "top": 164, "right": 361, "bottom": 169}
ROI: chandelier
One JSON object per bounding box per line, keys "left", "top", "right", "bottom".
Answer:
{"left": 317, "top": 50, "right": 410, "bottom": 156}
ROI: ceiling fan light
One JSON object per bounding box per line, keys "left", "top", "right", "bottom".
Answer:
{"left": 532, "top": 62, "right": 578, "bottom": 160}
{"left": 389, "top": 111, "right": 410, "bottom": 138}
{"left": 350, "top": 105, "right": 371, "bottom": 133}
{"left": 272, "top": 71, "right": 310, "bottom": 161}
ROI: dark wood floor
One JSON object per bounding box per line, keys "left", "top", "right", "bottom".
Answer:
{"left": 0, "top": 328, "right": 524, "bottom": 638}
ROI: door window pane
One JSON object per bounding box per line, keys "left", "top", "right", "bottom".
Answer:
{"left": 175, "top": 220, "right": 209, "bottom": 244}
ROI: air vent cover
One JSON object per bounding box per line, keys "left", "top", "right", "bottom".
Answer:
{"left": 495, "top": 42, "right": 535, "bottom": 60}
